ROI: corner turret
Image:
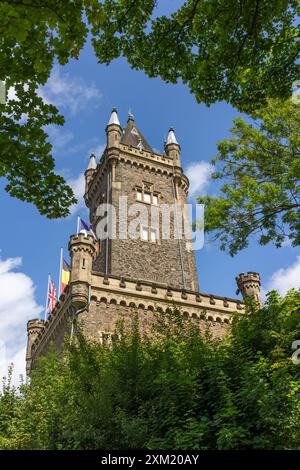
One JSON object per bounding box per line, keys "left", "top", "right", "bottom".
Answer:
{"left": 106, "top": 108, "right": 122, "bottom": 148}
{"left": 236, "top": 272, "right": 262, "bottom": 304}
{"left": 165, "top": 128, "right": 181, "bottom": 165}
{"left": 85, "top": 153, "right": 97, "bottom": 191}
{"left": 68, "top": 233, "right": 97, "bottom": 309}
{"left": 26, "top": 319, "right": 45, "bottom": 374}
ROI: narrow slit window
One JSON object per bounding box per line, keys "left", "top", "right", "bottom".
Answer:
{"left": 136, "top": 190, "right": 142, "bottom": 201}
{"left": 152, "top": 194, "right": 158, "bottom": 205}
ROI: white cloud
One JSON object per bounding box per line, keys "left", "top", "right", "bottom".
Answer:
{"left": 185, "top": 161, "right": 213, "bottom": 197}
{"left": 67, "top": 172, "right": 86, "bottom": 215}
{"left": 46, "top": 126, "right": 74, "bottom": 155}
{"left": 0, "top": 257, "right": 42, "bottom": 385}
{"left": 281, "top": 237, "right": 293, "bottom": 248}
{"left": 39, "top": 68, "right": 102, "bottom": 116}
{"left": 44, "top": 126, "right": 105, "bottom": 161}
{"left": 64, "top": 139, "right": 97, "bottom": 157}
{"left": 264, "top": 255, "right": 300, "bottom": 296}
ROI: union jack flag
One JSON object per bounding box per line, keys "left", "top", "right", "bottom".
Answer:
{"left": 46, "top": 276, "right": 57, "bottom": 318}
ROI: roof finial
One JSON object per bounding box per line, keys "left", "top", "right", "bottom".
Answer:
{"left": 87, "top": 153, "right": 97, "bottom": 170}
{"left": 128, "top": 108, "right": 135, "bottom": 121}
{"left": 108, "top": 108, "right": 121, "bottom": 126}
{"left": 166, "top": 127, "right": 179, "bottom": 145}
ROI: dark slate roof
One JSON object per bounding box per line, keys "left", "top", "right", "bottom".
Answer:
{"left": 120, "top": 116, "right": 153, "bottom": 152}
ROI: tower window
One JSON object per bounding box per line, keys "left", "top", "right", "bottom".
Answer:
{"left": 136, "top": 187, "right": 160, "bottom": 205}
{"left": 144, "top": 192, "right": 151, "bottom": 204}
{"left": 141, "top": 226, "right": 159, "bottom": 243}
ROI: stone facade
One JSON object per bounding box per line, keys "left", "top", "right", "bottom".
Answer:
{"left": 26, "top": 110, "right": 261, "bottom": 374}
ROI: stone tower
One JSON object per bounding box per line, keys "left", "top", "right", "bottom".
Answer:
{"left": 26, "top": 319, "right": 45, "bottom": 375}
{"left": 69, "top": 233, "right": 97, "bottom": 308}
{"left": 236, "top": 272, "right": 262, "bottom": 304}
{"left": 26, "top": 109, "right": 260, "bottom": 374}
{"left": 85, "top": 110, "right": 199, "bottom": 291}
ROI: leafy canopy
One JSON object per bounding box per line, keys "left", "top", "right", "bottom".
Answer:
{"left": 198, "top": 98, "right": 300, "bottom": 255}
{"left": 90, "top": 0, "right": 300, "bottom": 112}
{"left": 1, "top": 290, "right": 300, "bottom": 450}
{"left": 1, "top": 0, "right": 299, "bottom": 216}
{"left": 0, "top": 0, "right": 87, "bottom": 217}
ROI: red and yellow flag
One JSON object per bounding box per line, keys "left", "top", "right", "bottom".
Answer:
{"left": 61, "top": 259, "right": 70, "bottom": 293}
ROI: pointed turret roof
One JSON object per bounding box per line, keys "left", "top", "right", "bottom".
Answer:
{"left": 166, "top": 128, "right": 179, "bottom": 145}
{"left": 108, "top": 108, "right": 121, "bottom": 126}
{"left": 120, "top": 113, "right": 153, "bottom": 152}
{"left": 87, "top": 153, "right": 97, "bottom": 170}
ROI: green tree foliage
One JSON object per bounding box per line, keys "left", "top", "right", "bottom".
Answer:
{"left": 0, "top": 0, "right": 87, "bottom": 217}
{"left": 1, "top": 1, "right": 299, "bottom": 216}
{"left": 90, "top": 0, "right": 300, "bottom": 112}
{"left": 0, "top": 366, "right": 21, "bottom": 449}
{"left": 1, "top": 290, "right": 300, "bottom": 450}
{"left": 198, "top": 98, "right": 300, "bottom": 255}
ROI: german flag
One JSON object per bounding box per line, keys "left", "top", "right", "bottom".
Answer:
{"left": 61, "top": 259, "right": 70, "bottom": 293}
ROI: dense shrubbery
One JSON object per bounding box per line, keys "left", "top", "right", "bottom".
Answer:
{"left": 1, "top": 290, "right": 300, "bottom": 450}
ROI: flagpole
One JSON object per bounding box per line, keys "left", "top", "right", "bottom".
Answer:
{"left": 77, "top": 216, "right": 80, "bottom": 234}
{"left": 44, "top": 274, "right": 50, "bottom": 321}
{"left": 58, "top": 247, "right": 63, "bottom": 298}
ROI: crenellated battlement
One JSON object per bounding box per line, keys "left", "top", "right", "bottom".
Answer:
{"left": 236, "top": 271, "right": 261, "bottom": 304}
{"left": 29, "top": 285, "right": 72, "bottom": 362}
{"left": 27, "top": 319, "right": 45, "bottom": 334}
{"left": 236, "top": 271, "right": 260, "bottom": 282}
{"left": 69, "top": 233, "right": 97, "bottom": 251}
{"left": 89, "top": 272, "right": 244, "bottom": 316}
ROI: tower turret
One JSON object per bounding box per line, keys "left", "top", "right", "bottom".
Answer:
{"left": 26, "top": 319, "right": 45, "bottom": 374}
{"left": 236, "top": 272, "right": 262, "bottom": 304}
{"left": 85, "top": 153, "right": 97, "bottom": 192}
{"left": 68, "top": 233, "right": 97, "bottom": 309}
{"left": 106, "top": 108, "right": 122, "bottom": 148}
{"left": 165, "top": 128, "right": 181, "bottom": 165}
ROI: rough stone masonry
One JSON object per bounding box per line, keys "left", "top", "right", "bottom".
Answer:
{"left": 26, "top": 109, "right": 262, "bottom": 374}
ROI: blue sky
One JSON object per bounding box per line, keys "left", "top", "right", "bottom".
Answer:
{"left": 1, "top": 35, "right": 299, "bottom": 381}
